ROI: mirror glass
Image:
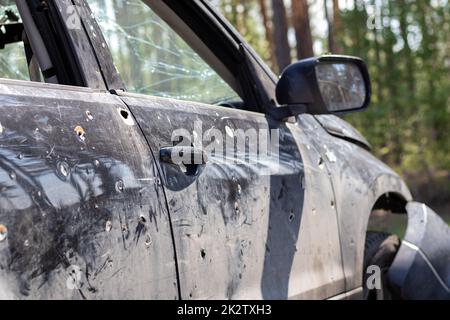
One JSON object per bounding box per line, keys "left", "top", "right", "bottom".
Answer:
{"left": 315, "top": 62, "right": 366, "bottom": 112}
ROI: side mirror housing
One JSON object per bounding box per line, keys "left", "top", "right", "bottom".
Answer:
{"left": 273, "top": 55, "right": 371, "bottom": 119}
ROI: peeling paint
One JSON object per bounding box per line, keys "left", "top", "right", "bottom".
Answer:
{"left": 0, "top": 225, "right": 7, "bottom": 242}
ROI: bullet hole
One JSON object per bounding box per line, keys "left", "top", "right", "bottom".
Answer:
{"left": 9, "top": 171, "right": 16, "bottom": 180}
{"left": 56, "top": 161, "right": 70, "bottom": 179}
{"left": 318, "top": 157, "right": 324, "bottom": 170}
{"left": 17, "top": 153, "right": 23, "bottom": 160}
{"left": 85, "top": 110, "right": 94, "bottom": 121}
{"left": 312, "top": 208, "right": 317, "bottom": 215}
{"left": 0, "top": 225, "right": 7, "bottom": 242}
{"left": 115, "top": 180, "right": 124, "bottom": 193}
{"left": 120, "top": 109, "right": 129, "bottom": 119}
{"left": 289, "top": 209, "right": 295, "bottom": 222}
{"left": 139, "top": 215, "right": 146, "bottom": 224}
{"left": 105, "top": 220, "right": 112, "bottom": 232}
{"left": 74, "top": 126, "right": 86, "bottom": 143}
{"left": 121, "top": 224, "right": 128, "bottom": 233}
{"left": 24, "top": 239, "right": 30, "bottom": 247}
{"left": 118, "top": 108, "right": 134, "bottom": 125}
{"left": 234, "top": 201, "right": 240, "bottom": 212}
{"left": 144, "top": 233, "right": 152, "bottom": 247}
{"left": 331, "top": 201, "right": 335, "bottom": 209}
{"left": 200, "top": 249, "right": 206, "bottom": 259}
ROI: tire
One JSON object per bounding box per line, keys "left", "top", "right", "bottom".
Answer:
{"left": 363, "top": 231, "right": 400, "bottom": 300}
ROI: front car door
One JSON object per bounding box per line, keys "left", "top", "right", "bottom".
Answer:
{"left": 83, "top": 0, "right": 347, "bottom": 299}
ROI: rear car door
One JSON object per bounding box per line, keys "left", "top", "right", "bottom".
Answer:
{"left": 85, "top": 0, "right": 346, "bottom": 299}
{"left": 0, "top": 1, "right": 178, "bottom": 299}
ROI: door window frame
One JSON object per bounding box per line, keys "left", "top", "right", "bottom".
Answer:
{"left": 72, "top": 0, "right": 278, "bottom": 113}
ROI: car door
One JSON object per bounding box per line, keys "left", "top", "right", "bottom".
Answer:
{"left": 0, "top": 1, "right": 178, "bottom": 299}
{"left": 84, "top": 0, "right": 346, "bottom": 299}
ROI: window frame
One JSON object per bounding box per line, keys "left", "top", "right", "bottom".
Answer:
{"left": 0, "top": 0, "right": 98, "bottom": 88}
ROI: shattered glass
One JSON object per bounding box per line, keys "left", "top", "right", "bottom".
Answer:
{"left": 88, "top": 0, "right": 241, "bottom": 105}
{"left": 0, "top": 3, "right": 28, "bottom": 81}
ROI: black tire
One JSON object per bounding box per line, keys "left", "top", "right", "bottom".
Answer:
{"left": 363, "top": 231, "right": 400, "bottom": 300}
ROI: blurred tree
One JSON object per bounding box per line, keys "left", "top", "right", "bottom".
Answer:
{"left": 324, "top": 0, "right": 334, "bottom": 53}
{"left": 332, "top": 0, "right": 343, "bottom": 53}
{"left": 271, "top": 0, "right": 291, "bottom": 71}
{"left": 292, "top": 0, "right": 314, "bottom": 59}
{"left": 257, "top": 0, "right": 277, "bottom": 68}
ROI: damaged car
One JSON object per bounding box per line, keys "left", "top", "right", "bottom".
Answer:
{"left": 0, "top": 0, "right": 448, "bottom": 300}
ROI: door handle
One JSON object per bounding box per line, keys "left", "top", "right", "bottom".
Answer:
{"left": 159, "top": 146, "right": 208, "bottom": 166}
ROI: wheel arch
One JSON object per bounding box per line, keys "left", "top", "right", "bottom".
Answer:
{"left": 338, "top": 170, "right": 413, "bottom": 292}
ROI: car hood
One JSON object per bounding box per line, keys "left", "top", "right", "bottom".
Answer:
{"left": 313, "top": 115, "right": 371, "bottom": 151}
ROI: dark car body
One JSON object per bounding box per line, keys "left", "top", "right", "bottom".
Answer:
{"left": 0, "top": 0, "right": 448, "bottom": 299}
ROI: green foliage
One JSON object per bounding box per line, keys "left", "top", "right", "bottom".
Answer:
{"left": 220, "top": 0, "right": 273, "bottom": 67}
{"left": 337, "top": 0, "right": 450, "bottom": 179}
{"left": 219, "top": 0, "right": 450, "bottom": 186}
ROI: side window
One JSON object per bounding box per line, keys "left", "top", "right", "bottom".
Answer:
{"left": 88, "top": 0, "right": 242, "bottom": 105}
{"left": 0, "top": 2, "right": 42, "bottom": 82}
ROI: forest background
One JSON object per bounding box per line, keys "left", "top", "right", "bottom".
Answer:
{"left": 215, "top": 0, "right": 449, "bottom": 220}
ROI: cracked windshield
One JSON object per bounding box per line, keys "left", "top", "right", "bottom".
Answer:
{"left": 88, "top": 0, "right": 241, "bottom": 105}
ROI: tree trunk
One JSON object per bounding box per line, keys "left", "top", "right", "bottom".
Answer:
{"left": 332, "top": 0, "right": 342, "bottom": 53}
{"left": 291, "top": 0, "right": 314, "bottom": 60}
{"left": 257, "top": 0, "right": 277, "bottom": 69}
{"left": 271, "top": 0, "right": 291, "bottom": 71}
{"left": 324, "top": 0, "right": 334, "bottom": 53}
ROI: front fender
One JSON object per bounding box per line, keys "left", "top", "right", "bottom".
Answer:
{"left": 388, "top": 202, "right": 450, "bottom": 299}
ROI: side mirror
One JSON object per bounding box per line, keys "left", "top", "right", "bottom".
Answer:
{"left": 273, "top": 55, "right": 371, "bottom": 119}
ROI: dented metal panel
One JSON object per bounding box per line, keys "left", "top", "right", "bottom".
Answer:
{"left": 0, "top": 79, "right": 178, "bottom": 299}
{"left": 118, "top": 92, "right": 345, "bottom": 299}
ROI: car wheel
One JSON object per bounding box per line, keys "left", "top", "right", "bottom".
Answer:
{"left": 363, "top": 231, "right": 400, "bottom": 300}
